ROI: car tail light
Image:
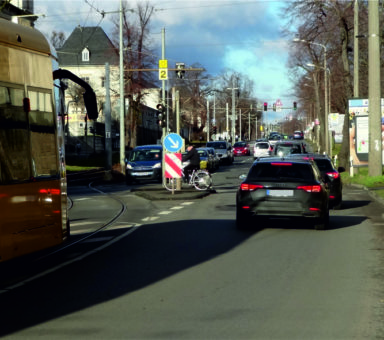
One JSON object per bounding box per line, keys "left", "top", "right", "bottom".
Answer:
{"left": 327, "top": 171, "right": 340, "bottom": 179}
{"left": 297, "top": 185, "right": 322, "bottom": 193}
{"left": 240, "top": 183, "right": 264, "bottom": 191}
{"left": 309, "top": 207, "right": 321, "bottom": 211}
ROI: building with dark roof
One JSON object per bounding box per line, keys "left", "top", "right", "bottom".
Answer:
{"left": 58, "top": 26, "right": 120, "bottom": 139}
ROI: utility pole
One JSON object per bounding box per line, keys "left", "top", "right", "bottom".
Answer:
{"left": 368, "top": 0, "right": 382, "bottom": 176}
{"left": 354, "top": 0, "right": 359, "bottom": 98}
{"left": 207, "top": 100, "right": 210, "bottom": 142}
{"left": 161, "top": 28, "right": 166, "bottom": 139}
{"left": 119, "top": 0, "right": 125, "bottom": 174}
{"left": 104, "top": 63, "right": 112, "bottom": 170}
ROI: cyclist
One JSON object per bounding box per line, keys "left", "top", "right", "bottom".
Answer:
{"left": 182, "top": 144, "right": 200, "bottom": 181}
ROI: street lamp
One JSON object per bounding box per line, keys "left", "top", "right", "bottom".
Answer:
{"left": 294, "top": 38, "right": 329, "bottom": 154}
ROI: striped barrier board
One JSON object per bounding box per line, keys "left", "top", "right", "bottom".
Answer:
{"left": 165, "top": 153, "right": 182, "bottom": 179}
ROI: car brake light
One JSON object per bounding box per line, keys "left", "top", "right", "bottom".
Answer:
{"left": 297, "top": 185, "right": 322, "bottom": 193}
{"left": 240, "top": 183, "right": 264, "bottom": 191}
{"left": 327, "top": 171, "right": 340, "bottom": 179}
{"left": 271, "top": 162, "right": 292, "bottom": 166}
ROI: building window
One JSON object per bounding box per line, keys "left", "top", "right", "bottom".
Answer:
{"left": 81, "top": 77, "right": 90, "bottom": 83}
{"left": 82, "top": 48, "right": 89, "bottom": 62}
{"left": 101, "top": 77, "right": 105, "bottom": 87}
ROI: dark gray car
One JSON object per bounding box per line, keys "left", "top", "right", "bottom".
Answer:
{"left": 236, "top": 157, "right": 330, "bottom": 230}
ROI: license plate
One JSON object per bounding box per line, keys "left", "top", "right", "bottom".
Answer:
{"left": 132, "top": 172, "right": 152, "bottom": 176}
{"left": 267, "top": 190, "right": 293, "bottom": 197}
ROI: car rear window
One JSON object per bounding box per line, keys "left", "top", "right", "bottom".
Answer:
{"left": 274, "top": 144, "right": 302, "bottom": 155}
{"left": 255, "top": 143, "right": 269, "bottom": 149}
{"left": 314, "top": 159, "right": 333, "bottom": 172}
{"left": 207, "top": 142, "right": 226, "bottom": 149}
{"left": 234, "top": 142, "right": 246, "bottom": 147}
{"left": 248, "top": 163, "right": 314, "bottom": 181}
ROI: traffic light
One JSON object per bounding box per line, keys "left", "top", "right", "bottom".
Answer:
{"left": 175, "top": 62, "right": 185, "bottom": 79}
{"left": 263, "top": 102, "right": 268, "bottom": 111}
{"left": 213, "top": 126, "right": 217, "bottom": 134}
{"left": 273, "top": 103, "right": 276, "bottom": 112}
{"left": 156, "top": 103, "right": 166, "bottom": 126}
{"left": 293, "top": 101, "right": 297, "bottom": 110}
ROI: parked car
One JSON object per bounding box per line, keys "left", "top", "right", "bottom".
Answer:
{"left": 206, "top": 141, "right": 234, "bottom": 164}
{"left": 293, "top": 130, "right": 304, "bottom": 140}
{"left": 236, "top": 157, "right": 330, "bottom": 230}
{"left": 287, "top": 153, "right": 345, "bottom": 209}
{"left": 253, "top": 141, "right": 272, "bottom": 159}
{"left": 125, "top": 145, "right": 162, "bottom": 184}
{"left": 204, "top": 147, "right": 220, "bottom": 170}
{"left": 196, "top": 148, "right": 214, "bottom": 170}
{"left": 271, "top": 140, "right": 308, "bottom": 157}
{"left": 233, "top": 141, "right": 250, "bottom": 156}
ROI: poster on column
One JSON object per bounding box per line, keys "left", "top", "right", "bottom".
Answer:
{"left": 348, "top": 98, "right": 384, "bottom": 166}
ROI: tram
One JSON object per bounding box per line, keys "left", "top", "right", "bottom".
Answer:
{"left": 0, "top": 19, "right": 97, "bottom": 262}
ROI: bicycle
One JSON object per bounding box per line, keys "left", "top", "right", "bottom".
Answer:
{"left": 163, "top": 164, "right": 212, "bottom": 191}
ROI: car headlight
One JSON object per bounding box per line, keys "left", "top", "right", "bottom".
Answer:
{"left": 153, "top": 162, "right": 161, "bottom": 168}
{"left": 126, "top": 163, "right": 133, "bottom": 169}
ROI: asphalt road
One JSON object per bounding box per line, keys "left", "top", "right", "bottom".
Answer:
{"left": 1, "top": 156, "right": 384, "bottom": 339}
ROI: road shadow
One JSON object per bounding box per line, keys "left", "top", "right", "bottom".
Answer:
{"left": 0, "top": 219, "right": 252, "bottom": 336}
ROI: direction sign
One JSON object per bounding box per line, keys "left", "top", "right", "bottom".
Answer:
{"left": 164, "top": 133, "right": 183, "bottom": 152}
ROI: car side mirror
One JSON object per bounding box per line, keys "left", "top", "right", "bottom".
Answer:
{"left": 239, "top": 174, "right": 247, "bottom": 180}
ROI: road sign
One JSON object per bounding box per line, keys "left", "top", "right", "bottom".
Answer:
{"left": 164, "top": 133, "right": 183, "bottom": 152}
{"left": 165, "top": 153, "right": 182, "bottom": 179}
{"left": 159, "top": 59, "right": 168, "bottom": 68}
{"left": 159, "top": 68, "right": 168, "bottom": 80}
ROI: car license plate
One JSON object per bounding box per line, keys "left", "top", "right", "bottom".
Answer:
{"left": 267, "top": 190, "right": 293, "bottom": 197}
{"left": 132, "top": 172, "right": 152, "bottom": 176}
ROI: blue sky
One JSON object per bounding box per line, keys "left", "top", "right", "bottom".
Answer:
{"left": 34, "top": 0, "right": 294, "bottom": 119}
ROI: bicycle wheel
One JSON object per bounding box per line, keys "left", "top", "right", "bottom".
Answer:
{"left": 192, "top": 170, "right": 212, "bottom": 191}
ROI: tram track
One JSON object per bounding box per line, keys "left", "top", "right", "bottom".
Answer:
{"left": 0, "top": 182, "right": 139, "bottom": 294}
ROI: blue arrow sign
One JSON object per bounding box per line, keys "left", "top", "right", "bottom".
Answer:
{"left": 164, "top": 133, "right": 183, "bottom": 152}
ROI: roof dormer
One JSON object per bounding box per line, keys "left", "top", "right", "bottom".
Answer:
{"left": 82, "top": 47, "right": 90, "bottom": 62}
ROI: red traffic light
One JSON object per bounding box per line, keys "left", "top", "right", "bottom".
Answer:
{"left": 263, "top": 102, "right": 268, "bottom": 111}
{"left": 156, "top": 103, "right": 164, "bottom": 112}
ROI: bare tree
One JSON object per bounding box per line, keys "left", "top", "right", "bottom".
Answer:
{"left": 50, "top": 31, "right": 66, "bottom": 49}
{"left": 110, "top": 1, "right": 156, "bottom": 148}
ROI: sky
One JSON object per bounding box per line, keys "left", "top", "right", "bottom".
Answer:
{"left": 34, "top": 0, "right": 294, "bottom": 121}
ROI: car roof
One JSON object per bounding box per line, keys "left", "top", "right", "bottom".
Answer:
{"left": 254, "top": 156, "right": 312, "bottom": 165}
{"left": 133, "top": 144, "right": 162, "bottom": 150}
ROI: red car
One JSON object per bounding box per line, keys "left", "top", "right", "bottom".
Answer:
{"left": 233, "top": 141, "right": 250, "bottom": 156}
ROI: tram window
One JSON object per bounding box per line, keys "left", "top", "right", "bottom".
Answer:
{"left": 9, "top": 88, "right": 24, "bottom": 107}
{"left": 0, "top": 86, "right": 32, "bottom": 184}
{"left": 29, "top": 91, "right": 53, "bottom": 112}
{"left": 0, "top": 86, "right": 10, "bottom": 104}
{"left": 29, "top": 90, "right": 57, "bottom": 177}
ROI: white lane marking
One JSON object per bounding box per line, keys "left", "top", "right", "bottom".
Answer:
{"left": 181, "top": 202, "right": 194, "bottom": 206}
{"left": 141, "top": 216, "right": 160, "bottom": 221}
{"left": 170, "top": 206, "right": 184, "bottom": 210}
{"left": 159, "top": 211, "right": 173, "bottom": 215}
{"left": 75, "top": 198, "right": 90, "bottom": 201}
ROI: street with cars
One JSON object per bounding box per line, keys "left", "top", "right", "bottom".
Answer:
{"left": 1, "top": 138, "right": 384, "bottom": 338}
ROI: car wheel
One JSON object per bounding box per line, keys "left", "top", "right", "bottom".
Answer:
{"left": 236, "top": 209, "right": 248, "bottom": 230}
{"left": 314, "top": 209, "right": 329, "bottom": 230}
